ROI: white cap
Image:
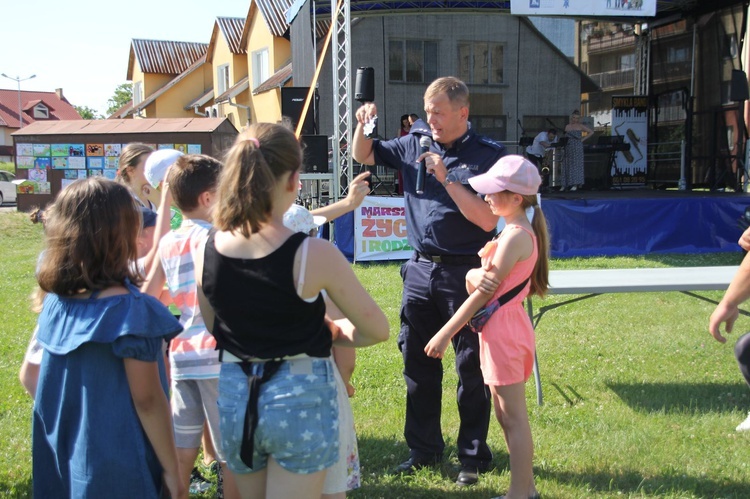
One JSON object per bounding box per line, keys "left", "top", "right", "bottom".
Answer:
{"left": 283, "top": 204, "right": 327, "bottom": 234}
{"left": 144, "top": 149, "right": 183, "bottom": 188}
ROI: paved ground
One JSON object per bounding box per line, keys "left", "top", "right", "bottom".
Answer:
{"left": 0, "top": 205, "right": 18, "bottom": 213}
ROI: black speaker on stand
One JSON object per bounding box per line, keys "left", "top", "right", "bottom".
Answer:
{"left": 300, "top": 135, "right": 329, "bottom": 173}
{"left": 281, "top": 87, "right": 318, "bottom": 135}
{"left": 355, "top": 67, "right": 374, "bottom": 103}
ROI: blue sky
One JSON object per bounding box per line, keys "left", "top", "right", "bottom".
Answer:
{"left": 3, "top": 0, "right": 249, "bottom": 116}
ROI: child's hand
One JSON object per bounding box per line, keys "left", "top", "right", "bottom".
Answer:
{"left": 345, "top": 381, "right": 356, "bottom": 398}
{"left": 476, "top": 267, "right": 501, "bottom": 295}
{"left": 163, "top": 469, "right": 187, "bottom": 499}
{"left": 325, "top": 315, "right": 342, "bottom": 341}
{"left": 424, "top": 332, "right": 451, "bottom": 359}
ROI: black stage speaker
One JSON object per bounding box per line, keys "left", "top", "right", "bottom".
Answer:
{"left": 355, "top": 67, "right": 374, "bottom": 102}
{"left": 730, "top": 69, "right": 749, "bottom": 102}
{"left": 281, "top": 87, "right": 315, "bottom": 134}
{"left": 301, "top": 135, "right": 329, "bottom": 173}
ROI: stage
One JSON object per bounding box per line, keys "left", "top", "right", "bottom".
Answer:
{"left": 333, "top": 188, "right": 750, "bottom": 260}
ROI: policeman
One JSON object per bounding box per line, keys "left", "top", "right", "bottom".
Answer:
{"left": 353, "top": 76, "right": 506, "bottom": 487}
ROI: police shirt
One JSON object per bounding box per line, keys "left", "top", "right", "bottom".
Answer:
{"left": 372, "top": 119, "right": 507, "bottom": 256}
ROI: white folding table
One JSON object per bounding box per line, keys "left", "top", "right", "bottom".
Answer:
{"left": 527, "top": 265, "right": 740, "bottom": 405}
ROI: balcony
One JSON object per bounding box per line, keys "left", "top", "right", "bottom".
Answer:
{"left": 587, "top": 32, "right": 636, "bottom": 53}
{"left": 651, "top": 60, "right": 692, "bottom": 84}
{"left": 589, "top": 69, "right": 635, "bottom": 91}
{"left": 651, "top": 105, "right": 686, "bottom": 124}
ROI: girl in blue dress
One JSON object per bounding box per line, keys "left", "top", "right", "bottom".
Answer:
{"left": 32, "top": 177, "right": 185, "bottom": 498}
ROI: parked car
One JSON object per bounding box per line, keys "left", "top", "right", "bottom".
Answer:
{"left": 0, "top": 170, "right": 17, "bottom": 205}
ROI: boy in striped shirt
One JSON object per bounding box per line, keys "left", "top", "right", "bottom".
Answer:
{"left": 143, "top": 154, "right": 238, "bottom": 497}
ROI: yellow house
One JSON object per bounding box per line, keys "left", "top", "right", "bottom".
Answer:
{"left": 239, "top": 1, "right": 294, "bottom": 125}
{"left": 208, "top": 17, "right": 249, "bottom": 129}
{"left": 121, "top": 39, "right": 211, "bottom": 119}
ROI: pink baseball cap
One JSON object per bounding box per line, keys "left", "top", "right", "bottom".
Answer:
{"left": 468, "top": 155, "right": 541, "bottom": 196}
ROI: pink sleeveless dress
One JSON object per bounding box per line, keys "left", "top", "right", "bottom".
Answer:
{"left": 476, "top": 224, "right": 537, "bottom": 386}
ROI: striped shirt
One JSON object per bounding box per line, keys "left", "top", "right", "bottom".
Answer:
{"left": 159, "top": 218, "right": 219, "bottom": 379}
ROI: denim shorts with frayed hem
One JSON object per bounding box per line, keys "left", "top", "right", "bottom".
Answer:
{"left": 217, "top": 358, "right": 339, "bottom": 474}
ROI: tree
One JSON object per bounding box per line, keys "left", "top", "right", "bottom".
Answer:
{"left": 106, "top": 83, "right": 133, "bottom": 117}
{"left": 75, "top": 105, "right": 102, "bottom": 120}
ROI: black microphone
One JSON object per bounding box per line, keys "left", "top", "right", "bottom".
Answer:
{"left": 416, "top": 135, "right": 432, "bottom": 195}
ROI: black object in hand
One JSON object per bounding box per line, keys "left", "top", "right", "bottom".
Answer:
{"left": 416, "top": 135, "right": 432, "bottom": 195}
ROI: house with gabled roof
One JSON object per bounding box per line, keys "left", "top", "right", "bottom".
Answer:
{"left": 238, "top": 0, "right": 294, "bottom": 126}
{"left": 207, "top": 17, "right": 249, "bottom": 129}
{"left": 0, "top": 88, "right": 80, "bottom": 160}
{"left": 120, "top": 39, "right": 211, "bottom": 119}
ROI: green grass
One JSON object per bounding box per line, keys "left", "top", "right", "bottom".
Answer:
{"left": 1, "top": 212, "right": 749, "bottom": 498}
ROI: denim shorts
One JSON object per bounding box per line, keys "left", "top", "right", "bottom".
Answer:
{"left": 217, "top": 357, "right": 339, "bottom": 475}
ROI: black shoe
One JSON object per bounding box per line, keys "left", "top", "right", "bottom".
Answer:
{"left": 393, "top": 455, "right": 441, "bottom": 474}
{"left": 456, "top": 465, "right": 479, "bottom": 486}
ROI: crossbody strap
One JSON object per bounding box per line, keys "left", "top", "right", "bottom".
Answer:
{"left": 494, "top": 277, "right": 530, "bottom": 307}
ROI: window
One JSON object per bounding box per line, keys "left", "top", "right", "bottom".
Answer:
{"left": 667, "top": 46, "right": 689, "bottom": 63}
{"left": 457, "top": 42, "right": 504, "bottom": 85}
{"left": 619, "top": 53, "right": 635, "bottom": 71}
{"left": 217, "top": 64, "right": 230, "bottom": 95}
{"left": 133, "top": 82, "right": 142, "bottom": 105}
{"left": 389, "top": 40, "right": 438, "bottom": 83}
{"left": 252, "top": 49, "right": 269, "bottom": 89}
{"left": 33, "top": 103, "right": 49, "bottom": 119}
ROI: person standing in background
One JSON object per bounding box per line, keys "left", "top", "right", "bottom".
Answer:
{"left": 562, "top": 110, "right": 593, "bottom": 191}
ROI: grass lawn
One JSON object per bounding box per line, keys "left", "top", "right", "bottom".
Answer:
{"left": 1, "top": 210, "right": 748, "bottom": 498}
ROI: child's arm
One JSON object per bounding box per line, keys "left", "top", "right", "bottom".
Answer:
{"left": 324, "top": 294, "right": 357, "bottom": 396}
{"left": 124, "top": 358, "right": 187, "bottom": 499}
{"left": 425, "top": 228, "right": 533, "bottom": 359}
{"left": 333, "top": 346, "right": 356, "bottom": 397}
{"left": 141, "top": 257, "right": 171, "bottom": 306}
{"left": 424, "top": 288, "right": 495, "bottom": 359}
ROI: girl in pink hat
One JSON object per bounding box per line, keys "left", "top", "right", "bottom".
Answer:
{"left": 425, "top": 155, "right": 549, "bottom": 499}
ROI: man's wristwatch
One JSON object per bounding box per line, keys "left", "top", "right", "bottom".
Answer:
{"left": 442, "top": 171, "right": 459, "bottom": 187}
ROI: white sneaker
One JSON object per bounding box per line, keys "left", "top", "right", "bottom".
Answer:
{"left": 737, "top": 412, "right": 750, "bottom": 432}
{"left": 570, "top": 185, "right": 578, "bottom": 191}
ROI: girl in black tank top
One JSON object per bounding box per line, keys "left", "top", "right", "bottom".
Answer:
{"left": 197, "top": 123, "right": 389, "bottom": 497}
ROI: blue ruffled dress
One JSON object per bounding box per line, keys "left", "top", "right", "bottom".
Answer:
{"left": 32, "top": 283, "right": 182, "bottom": 498}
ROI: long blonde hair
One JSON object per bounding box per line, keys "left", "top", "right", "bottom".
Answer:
{"left": 520, "top": 194, "right": 550, "bottom": 297}
{"left": 214, "top": 123, "right": 302, "bottom": 237}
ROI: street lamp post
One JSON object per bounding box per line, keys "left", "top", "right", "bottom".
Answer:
{"left": 1, "top": 73, "right": 37, "bottom": 128}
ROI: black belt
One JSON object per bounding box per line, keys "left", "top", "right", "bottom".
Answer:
{"left": 415, "top": 251, "right": 480, "bottom": 266}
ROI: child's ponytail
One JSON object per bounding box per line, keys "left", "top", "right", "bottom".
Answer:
{"left": 522, "top": 195, "right": 550, "bottom": 297}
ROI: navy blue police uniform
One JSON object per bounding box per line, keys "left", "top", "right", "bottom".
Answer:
{"left": 372, "top": 119, "right": 506, "bottom": 469}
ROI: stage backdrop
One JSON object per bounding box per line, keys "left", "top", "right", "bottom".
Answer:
{"left": 334, "top": 194, "right": 750, "bottom": 260}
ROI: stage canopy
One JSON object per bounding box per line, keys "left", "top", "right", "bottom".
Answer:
{"left": 307, "top": 0, "right": 747, "bottom": 22}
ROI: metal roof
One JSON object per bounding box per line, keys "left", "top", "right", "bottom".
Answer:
{"left": 130, "top": 39, "right": 209, "bottom": 75}
{"left": 216, "top": 76, "right": 250, "bottom": 102}
{"left": 253, "top": 62, "right": 293, "bottom": 94}
{"left": 256, "top": 0, "right": 296, "bottom": 37}
{"left": 12, "top": 118, "right": 233, "bottom": 136}
{"left": 217, "top": 17, "right": 247, "bottom": 54}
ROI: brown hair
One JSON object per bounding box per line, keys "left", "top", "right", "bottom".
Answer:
{"left": 37, "top": 177, "right": 143, "bottom": 295}
{"left": 424, "top": 76, "right": 470, "bottom": 109}
{"left": 519, "top": 194, "right": 550, "bottom": 297}
{"left": 214, "top": 123, "right": 302, "bottom": 237}
{"left": 117, "top": 143, "right": 154, "bottom": 184}
{"left": 167, "top": 154, "right": 223, "bottom": 212}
